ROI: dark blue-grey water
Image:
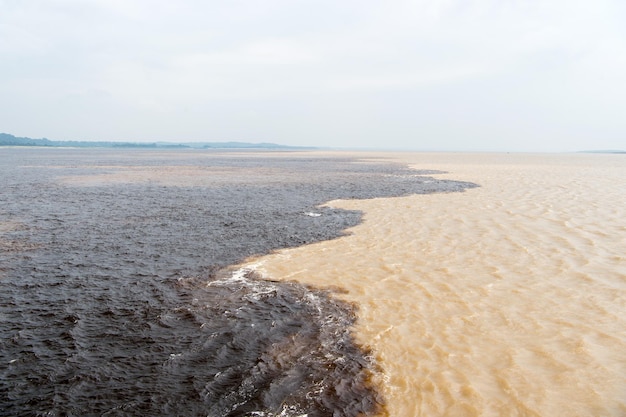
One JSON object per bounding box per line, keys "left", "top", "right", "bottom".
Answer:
{"left": 0, "top": 148, "right": 476, "bottom": 416}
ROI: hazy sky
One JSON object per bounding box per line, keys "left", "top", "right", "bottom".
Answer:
{"left": 2, "top": 0, "right": 625, "bottom": 151}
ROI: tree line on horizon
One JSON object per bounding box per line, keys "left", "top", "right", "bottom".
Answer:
{"left": 0, "top": 133, "right": 308, "bottom": 150}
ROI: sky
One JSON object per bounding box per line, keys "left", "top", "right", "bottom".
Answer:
{"left": 1, "top": 0, "right": 625, "bottom": 151}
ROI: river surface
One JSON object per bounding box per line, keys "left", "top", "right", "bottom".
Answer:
{"left": 246, "top": 152, "right": 626, "bottom": 417}
{"left": 3, "top": 149, "right": 624, "bottom": 416}
{"left": 0, "top": 148, "right": 475, "bottom": 417}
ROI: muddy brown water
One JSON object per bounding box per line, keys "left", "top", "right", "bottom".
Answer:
{"left": 245, "top": 152, "right": 626, "bottom": 417}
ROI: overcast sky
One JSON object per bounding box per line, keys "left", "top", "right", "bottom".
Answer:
{"left": 1, "top": 0, "right": 625, "bottom": 151}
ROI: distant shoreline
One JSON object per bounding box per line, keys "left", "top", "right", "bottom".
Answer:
{"left": 578, "top": 150, "right": 626, "bottom": 154}
{"left": 2, "top": 133, "right": 624, "bottom": 153}
{"left": 0, "top": 132, "right": 315, "bottom": 150}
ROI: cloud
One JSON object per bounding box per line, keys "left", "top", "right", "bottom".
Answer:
{"left": 1, "top": 0, "right": 625, "bottom": 150}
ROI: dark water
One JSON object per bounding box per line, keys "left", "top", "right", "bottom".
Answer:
{"left": 0, "top": 149, "right": 476, "bottom": 416}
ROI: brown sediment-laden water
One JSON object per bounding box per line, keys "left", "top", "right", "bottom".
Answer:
{"left": 0, "top": 148, "right": 475, "bottom": 416}
{"left": 246, "top": 152, "right": 626, "bottom": 417}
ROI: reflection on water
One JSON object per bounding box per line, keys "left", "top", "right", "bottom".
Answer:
{"left": 0, "top": 149, "right": 474, "bottom": 416}
{"left": 248, "top": 152, "right": 626, "bottom": 417}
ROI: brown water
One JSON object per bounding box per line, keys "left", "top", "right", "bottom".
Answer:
{"left": 244, "top": 152, "right": 626, "bottom": 417}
